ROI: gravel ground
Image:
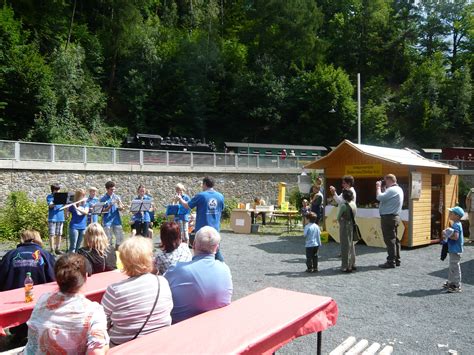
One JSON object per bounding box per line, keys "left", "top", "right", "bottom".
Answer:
{"left": 1, "top": 232, "right": 472, "bottom": 354}
{"left": 220, "top": 232, "right": 474, "bottom": 355}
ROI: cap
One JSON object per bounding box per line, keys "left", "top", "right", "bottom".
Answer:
{"left": 448, "top": 206, "right": 464, "bottom": 218}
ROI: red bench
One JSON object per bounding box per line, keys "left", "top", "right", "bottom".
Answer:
{"left": 109, "top": 287, "right": 338, "bottom": 355}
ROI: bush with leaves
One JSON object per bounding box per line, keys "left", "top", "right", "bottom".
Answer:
{"left": 223, "top": 197, "right": 239, "bottom": 219}
{"left": 0, "top": 191, "right": 48, "bottom": 241}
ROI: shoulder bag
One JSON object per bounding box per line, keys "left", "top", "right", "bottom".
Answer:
{"left": 346, "top": 203, "right": 362, "bottom": 242}
{"left": 110, "top": 275, "right": 161, "bottom": 345}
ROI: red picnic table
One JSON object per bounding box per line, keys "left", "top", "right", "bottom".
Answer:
{"left": 0, "top": 270, "right": 127, "bottom": 336}
{"left": 110, "top": 287, "right": 338, "bottom": 355}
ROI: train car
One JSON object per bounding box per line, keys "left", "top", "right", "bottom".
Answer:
{"left": 442, "top": 147, "right": 474, "bottom": 160}
{"left": 421, "top": 148, "right": 442, "bottom": 160}
{"left": 224, "top": 142, "right": 328, "bottom": 159}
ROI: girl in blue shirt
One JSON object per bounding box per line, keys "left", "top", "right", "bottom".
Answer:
{"left": 132, "top": 185, "right": 152, "bottom": 237}
{"left": 67, "top": 189, "right": 89, "bottom": 253}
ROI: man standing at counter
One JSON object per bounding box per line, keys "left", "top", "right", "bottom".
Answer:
{"left": 376, "top": 174, "right": 404, "bottom": 268}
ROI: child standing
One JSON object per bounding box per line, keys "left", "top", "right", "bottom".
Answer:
{"left": 442, "top": 206, "right": 464, "bottom": 293}
{"left": 46, "top": 183, "right": 65, "bottom": 255}
{"left": 304, "top": 212, "right": 321, "bottom": 273}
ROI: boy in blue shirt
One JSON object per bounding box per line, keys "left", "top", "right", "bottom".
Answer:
{"left": 86, "top": 186, "right": 99, "bottom": 225}
{"left": 442, "top": 206, "right": 464, "bottom": 293}
{"left": 100, "top": 181, "right": 125, "bottom": 249}
{"left": 46, "top": 183, "right": 65, "bottom": 255}
{"left": 304, "top": 212, "right": 321, "bottom": 273}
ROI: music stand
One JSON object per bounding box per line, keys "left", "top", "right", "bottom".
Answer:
{"left": 130, "top": 199, "right": 152, "bottom": 214}
{"left": 91, "top": 202, "right": 108, "bottom": 215}
{"left": 53, "top": 192, "right": 69, "bottom": 205}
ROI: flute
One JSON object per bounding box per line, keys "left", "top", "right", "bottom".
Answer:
{"left": 59, "top": 197, "right": 88, "bottom": 211}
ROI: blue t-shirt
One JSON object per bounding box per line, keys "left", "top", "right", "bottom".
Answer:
{"left": 164, "top": 254, "right": 233, "bottom": 324}
{"left": 69, "top": 204, "right": 88, "bottom": 230}
{"left": 448, "top": 221, "right": 464, "bottom": 253}
{"left": 132, "top": 195, "right": 152, "bottom": 223}
{"left": 46, "top": 194, "right": 65, "bottom": 222}
{"left": 86, "top": 196, "right": 99, "bottom": 224}
{"left": 100, "top": 194, "right": 122, "bottom": 226}
{"left": 187, "top": 189, "right": 224, "bottom": 232}
{"left": 175, "top": 194, "right": 191, "bottom": 222}
{"left": 304, "top": 222, "right": 321, "bottom": 248}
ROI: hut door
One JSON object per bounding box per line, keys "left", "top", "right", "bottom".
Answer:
{"left": 431, "top": 174, "right": 443, "bottom": 240}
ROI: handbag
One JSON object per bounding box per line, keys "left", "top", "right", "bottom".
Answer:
{"left": 110, "top": 275, "right": 161, "bottom": 345}
{"left": 346, "top": 203, "right": 362, "bottom": 242}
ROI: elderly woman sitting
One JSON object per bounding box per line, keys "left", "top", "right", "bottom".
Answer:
{"left": 101, "top": 236, "right": 173, "bottom": 346}
{"left": 24, "top": 254, "right": 109, "bottom": 354}
{"left": 78, "top": 223, "right": 117, "bottom": 275}
{"left": 155, "top": 222, "right": 192, "bottom": 275}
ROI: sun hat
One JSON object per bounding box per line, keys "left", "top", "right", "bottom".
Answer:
{"left": 448, "top": 206, "right": 464, "bottom": 218}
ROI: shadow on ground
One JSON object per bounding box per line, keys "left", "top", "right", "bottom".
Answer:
{"left": 397, "top": 288, "right": 449, "bottom": 297}
{"left": 427, "top": 258, "right": 474, "bottom": 286}
{"left": 251, "top": 237, "right": 383, "bottom": 257}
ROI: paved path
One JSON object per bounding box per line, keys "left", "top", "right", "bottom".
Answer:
{"left": 220, "top": 232, "right": 474, "bottom": 354}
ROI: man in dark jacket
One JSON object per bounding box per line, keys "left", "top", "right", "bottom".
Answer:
{"left": 0, "top": 230, "right": 55, "bottom": 346}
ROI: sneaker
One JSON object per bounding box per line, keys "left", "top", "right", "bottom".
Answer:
{"left": 55, "top": 249, "right": 64, "bottom": 255}
{"left": 442, "top": 281, "right": 450, "bottom": 289}
{"left": 305, "top": 268, "right": 312, "bottom": 273}
{"left": 311, "top": 269, "right": 319, "bottom": 273}
{"left": 395, "top": 261, "right": 401, "bottom": 267}
{"left": 378, "top": 262, "right": 395, "bottom": 269}
{"left": 447, "top": 286, "right": 462, "bottom": 293}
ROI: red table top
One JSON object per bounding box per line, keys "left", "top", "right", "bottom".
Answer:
{"left": 110, "top": 287, "right": 338, "bottom": 354}
{"left": 0, "top": 270, "right": 127, "bottom": 335}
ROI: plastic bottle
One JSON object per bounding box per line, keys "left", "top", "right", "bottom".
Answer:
{"left": 24, "top": 272, "right": 34, "bottom": 303}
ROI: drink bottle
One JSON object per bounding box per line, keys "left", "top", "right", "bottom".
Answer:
{"left": 24, "top": 272, "right": 34, "bottom": 303}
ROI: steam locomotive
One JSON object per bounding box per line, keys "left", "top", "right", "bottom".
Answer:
{"left": 125, "top": 133, "right": 216, "bottom": 152}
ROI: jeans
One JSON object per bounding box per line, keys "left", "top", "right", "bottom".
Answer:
{"left": 177, "top": 220, "right": 189, "bottom": 242}
{"left": 104, "top": 225, "right": 124, "bottom": 248}
{"left": 68, "top": 228, "right": 85, "bottom": 253}
{"left": 381, "top": 215, "right": 401, "bottom": 264}
{"left": 305, "top": 246, "right": 319, "bottom": 270}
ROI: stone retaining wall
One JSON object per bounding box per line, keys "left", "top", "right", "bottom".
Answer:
{"left": 0, "top": 170, "right": 298, "bottom": 208}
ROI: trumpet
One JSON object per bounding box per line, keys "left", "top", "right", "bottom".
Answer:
{"left": 59, "top": 197, "right": 88, "bottom": 211}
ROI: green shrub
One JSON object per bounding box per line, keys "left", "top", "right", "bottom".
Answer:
{"left": 0, "top": 191, "right": 48, "bottom": 241}
{"left": 288, "top": 187, "right": 310, "bottom": 210}
{"left": 223, "top": 197, "right": 239, "bottom": 218}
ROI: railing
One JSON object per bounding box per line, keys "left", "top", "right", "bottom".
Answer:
{"left": 0, "top": 140, "right": 314, "bottom": 169}
{"left": 439, "top": 159, "right": 474, "bottom": 170}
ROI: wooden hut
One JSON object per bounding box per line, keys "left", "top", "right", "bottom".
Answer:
{"left": 305, "top": 140, "right": 458, "bottom": 248}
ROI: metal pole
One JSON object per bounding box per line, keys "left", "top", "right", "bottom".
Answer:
{"left": 357, "top": 73, "right": 361, "bottom": 144}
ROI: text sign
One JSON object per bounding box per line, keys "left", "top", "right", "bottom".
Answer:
{"left": 345, "top": 164, "right": 382, "bottom": 177}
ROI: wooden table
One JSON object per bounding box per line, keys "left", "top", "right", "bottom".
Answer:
{"left": 109, "top": 287, "right": 338, "bottom": 355}
{"left": 0, "top": 270, "right": 128, "bottom": 335}
{"left": 272, "top": 210, "right": 300, "bottom": 232}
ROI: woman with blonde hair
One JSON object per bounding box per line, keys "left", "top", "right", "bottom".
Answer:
{"left": 78, "top": 223, "right": 117, "bottom": 275}
{"left": 67, "top": 188, "right": 89, "bottom": 253}
{"left": 101, "top": 236, "right": 173, "bottom": 346}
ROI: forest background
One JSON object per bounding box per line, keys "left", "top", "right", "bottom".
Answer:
{"left": 1, "top": 0, "right": 473, "bottom": 150}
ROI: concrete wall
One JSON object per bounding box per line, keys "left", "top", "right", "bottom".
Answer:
{"left": 0, "top": 169, "right": 299, "bottom": 208}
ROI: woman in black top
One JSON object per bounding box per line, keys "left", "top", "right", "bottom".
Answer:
{"left": 78, "top": 223, "right": 116, "bottom": 275}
